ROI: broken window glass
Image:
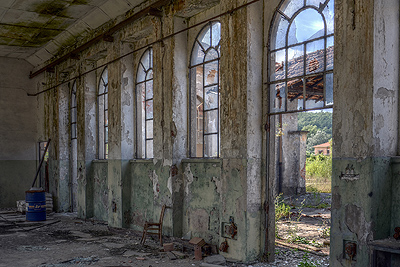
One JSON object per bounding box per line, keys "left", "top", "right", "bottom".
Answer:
{"left": 189, "top": 21, "right": 221, "bottom": 158}
{"left": 136, "top": 48, "right": 154, "bottom": 159}
{"left": 269, "top": 0, "right": 334, "bottom": 113}
{"left": 98, "top": 67, "right": 108, "bottom": 159}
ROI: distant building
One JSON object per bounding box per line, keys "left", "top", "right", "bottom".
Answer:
{"left": 313, "top": 142, "right": 331, "bottom": 155}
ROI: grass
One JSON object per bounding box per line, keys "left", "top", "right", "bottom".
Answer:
{"left": 305, "top": 154, "right": 332, "bottom": 193}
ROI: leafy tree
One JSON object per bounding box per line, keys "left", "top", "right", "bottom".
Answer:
{"left": 298, "top": 112, "right": 332, "bottom": 154}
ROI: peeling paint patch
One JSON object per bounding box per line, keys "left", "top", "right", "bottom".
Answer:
{"left": 167, "top": 176, "right": 173, "bottom": 195}
{"left": 149, "top": 170, "right": 159, "bottom": 199}
{"left": 375, "top": 87, "right": 395, "bottom": 101}
{"left": 345, "top": 204, "right": 372, "bottom": 244}
{"left": 212, "top": 176, "right": 221, "bottom": 194}
{"left": 184, "top": 164, "right": 194, "bottom": 195}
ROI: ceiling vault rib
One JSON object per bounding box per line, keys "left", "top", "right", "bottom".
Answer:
{"left": 29, "top": 0, "right": 171, "bottom": 79}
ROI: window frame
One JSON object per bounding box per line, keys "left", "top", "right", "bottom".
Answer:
{"left": 188, "top": 21, "right": 221, "bottom": 158}
{"left": 97, "top": 67, "right": 108, "bottom": 159}
{"left": 70, "top": 80, "right": 77, "bottom": 141}
{"left": 268, "top": 0, "right": 334, "bottom": 115}
{"left": 135, "top": 48, "right": 154, "bottom": 159}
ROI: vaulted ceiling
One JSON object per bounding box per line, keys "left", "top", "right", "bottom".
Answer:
{"left": 0, "top": 0, "right": 145, "bottom": 67}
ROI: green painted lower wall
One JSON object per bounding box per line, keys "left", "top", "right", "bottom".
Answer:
{"left": 330, "top": 157, "right": 392, "bottom": 267}
{"left": 92, "top": 161, "right": 108, "bottom": 222}
{"left": 0, "top": 160, "right": 37, "bottom": 208}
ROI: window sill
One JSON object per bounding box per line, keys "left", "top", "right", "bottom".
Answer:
{"left": 129, "top": 159, "right": 154, "bottom": 164}
{"left": 182, "top": 158, "right": 222, "bottom": 164}
{"left": 92, "top": 159, "right": 108, "bottom": 163}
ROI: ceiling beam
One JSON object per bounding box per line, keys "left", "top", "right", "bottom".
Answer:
{"left": 29, "top": 0, "right": 170, "bottom": 79}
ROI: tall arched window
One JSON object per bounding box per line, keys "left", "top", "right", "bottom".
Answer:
{"left": 189, "top": 21, "right": 221, "bottom": 158}
{"left": 269, "top": 0, "right": 334, "bottom": 113}
{"left": 98, "top": 67, "right": 108, "bottom": 159}
{"left": 70, "top": 80, "right": 78, "bottom": 211}
{"left": 136, "top": 48, "right": 153, "bottom": 159}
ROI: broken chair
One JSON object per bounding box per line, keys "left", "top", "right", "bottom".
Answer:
{"left": 140, "top": 204, "right": 166, "bottom": 245}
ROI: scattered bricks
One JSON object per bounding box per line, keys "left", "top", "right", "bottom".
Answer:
{"left": 163, "top": 242, "right": 174, "bottom": 252}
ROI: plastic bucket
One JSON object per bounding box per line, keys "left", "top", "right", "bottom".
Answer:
{"left": 25, "top": 190, "right": 46, "bottom": 221}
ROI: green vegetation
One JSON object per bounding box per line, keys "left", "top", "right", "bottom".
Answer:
{"left": 298, "top": 112, "right": 332, "bottom": 154}
{"left": 298, "top": 253, "right": 321, "bottom": 267}
{"left": 306, "top": 153, "right": 332, "bottom": 193}
{"left": 275, "top": 193, "right": 291, "bottom": 222}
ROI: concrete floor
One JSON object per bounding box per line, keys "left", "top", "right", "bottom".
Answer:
{"left": 0, "top": 209, "right": 329, "bottom": 267}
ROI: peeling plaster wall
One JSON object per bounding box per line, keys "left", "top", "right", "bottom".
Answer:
{"left": 331, "top": 0, "right": 399, "bottom": 266}
{"left": 33, "top": 0, "right": 267, "bottom": 263}
{"left": 0, "top": 57, "right": 38, "bottom": 207}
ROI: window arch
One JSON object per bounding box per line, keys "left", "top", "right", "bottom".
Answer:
{"left": 189, "top": 21, "right": 221, "bottom": 158}
{"left": 136, "top": 48, "right": 153, "bottom": 159}
{"left": 269, "top": 0, "right": 334, "bottom": 113}
{"left": 98, "top": 67, "right": 108, "bottom": 159}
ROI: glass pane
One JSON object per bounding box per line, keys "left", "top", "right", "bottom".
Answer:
{"left": 325, "top": 73, "right": 333, "bottom": 105}
{"left": 211, "top": 22, "right": 221, "bottom": 47}
{"left": 146, "top": 140, "right": 154, "bottom": 158}
{"left": 280, "top": 0, "right": 304, "bottom": 18}
{"left": 196, "top": 102, "right": 204, "bottom": 157}
{"left": 191, "top": 41, "right": 205, "bottom": 66}
{"left": 101, "top": 68, "right": 108, "bottom": 85}
{"left": 204, "top": 134, "right": 218, "bottom": 158}
{"left": 270, "top": 82, "right": 286, "bottom": 112}
{"left": 305, "top": 74, "right": 324, "bottom": 109}
{"left": 137, "top": 65, "right": 146, "bottom": 83}
{"left": 147, "top": 69, "right": 153, "bottom": 80}
{"left": 194, "top": 66, "right": 204, "bottom": 100}
{"left": 71, "top": 123, "right": 76, "bottom": 139}
{"left": 141, "top": 50, "right": 150, "bottom": 70}
{"left": 273, "top": 15, "right": 289, "bottom": 50}
{"left": 287, "top": 45, "right": 304, "bottom": 78}
{"left": 105, "top": 126, "right": 108, "bottom": 143}
{"left": 104, "top": 93, "right": 108, "bottom": 109}
{"left": 71, "top": 108, "right": 76, "bottom": 122}
{"left": 146, "top": 120, "right": 153, "bottom": 139}
{"left": 204, "top": 62, "right": 218, "bottom": 86}
{"left": 307, "top": 0, "right": 324, "bottom": 7}
{"left": 287, "top": 78, "right": 303, "bottom": 111}
{"left": 204, "top": 85, "right": 219, "bottom": 110}
{"left": 323, "top": 0, "right": 334, "bottom": 34}
{"left": 104, "top": 110, "right": 108, "bottom": 126}
{"left": 146, "top": 80, "right": 153, "bottom": 100}
{"left": 146, "top": 99, "right": 153, "bottom": 119}
{"left": 71, "top": 93, "right": 76, "bottom": 107}
{"left": 270, "top": 49, "right": 286, "bottom": 81}
{"left": 199, "top": 25, "right": 211, "bottom": 51}
{"left": 205, "top": 48, "right": 219, "bottom": 61}
{"left": 306, "top": 40, "right": 325, "bottom": 74}
{"left": 290, "top": 9, "right": 324, "bottom": 45}
{"left": 326, "top": 36, "right": 334, "bottom": 70}
{"left": 204, "top": 110, "right": 218, "bottom": 134}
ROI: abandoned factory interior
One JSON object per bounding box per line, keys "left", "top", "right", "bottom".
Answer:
{"left": 1, "top": 0, "right": 400, "bottom": 266}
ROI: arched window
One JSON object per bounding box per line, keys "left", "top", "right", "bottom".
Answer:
{"left": 136, "top": 48, "right": 153, "bottom": 159}
{"left": 98, "top": 67, "right": 108, "bottom": 159}
{"left": 71, "top": 80, "right": 77, "bottom": 140}
{"left": 189, "top": 21, "right": 221, "bottom": 158}
{"left": 269, "top": 0, "right": 334, "bottom": 113}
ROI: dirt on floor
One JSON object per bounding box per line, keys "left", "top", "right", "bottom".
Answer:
{"left": 0, "top": 194, "right": 330, "bottom": 267}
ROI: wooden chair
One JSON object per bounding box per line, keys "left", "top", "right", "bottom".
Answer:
{"left": 140, "top": 204, "right": 166, "bottom": 245}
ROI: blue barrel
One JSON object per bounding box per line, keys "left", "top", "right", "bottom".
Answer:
{"left": 26, "top": 190, "right": 46, "bottom": 221}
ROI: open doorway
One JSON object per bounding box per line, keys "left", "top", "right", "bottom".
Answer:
{"left": 267, "top": 0, "right": 334, "bottom": 261}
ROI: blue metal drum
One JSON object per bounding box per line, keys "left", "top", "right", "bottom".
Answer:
{"left": 25, "top": 190, "right": 46, "bottom": 221}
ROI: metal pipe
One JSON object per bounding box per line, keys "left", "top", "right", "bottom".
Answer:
{"left": 27, "top": 0, "right": 262, "bottom": 97}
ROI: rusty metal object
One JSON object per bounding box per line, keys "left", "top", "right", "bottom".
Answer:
{"left": 219, "top": 239, "right": 229, "bottom": 253}
{"left": 344, "top": 242, "right": 357, "bottom": 260}
{"left": 394, "top": 227, "right": 400, "bottom": 240}
{"left": 194, "top": 245, "right": 202, "bottom": 260}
